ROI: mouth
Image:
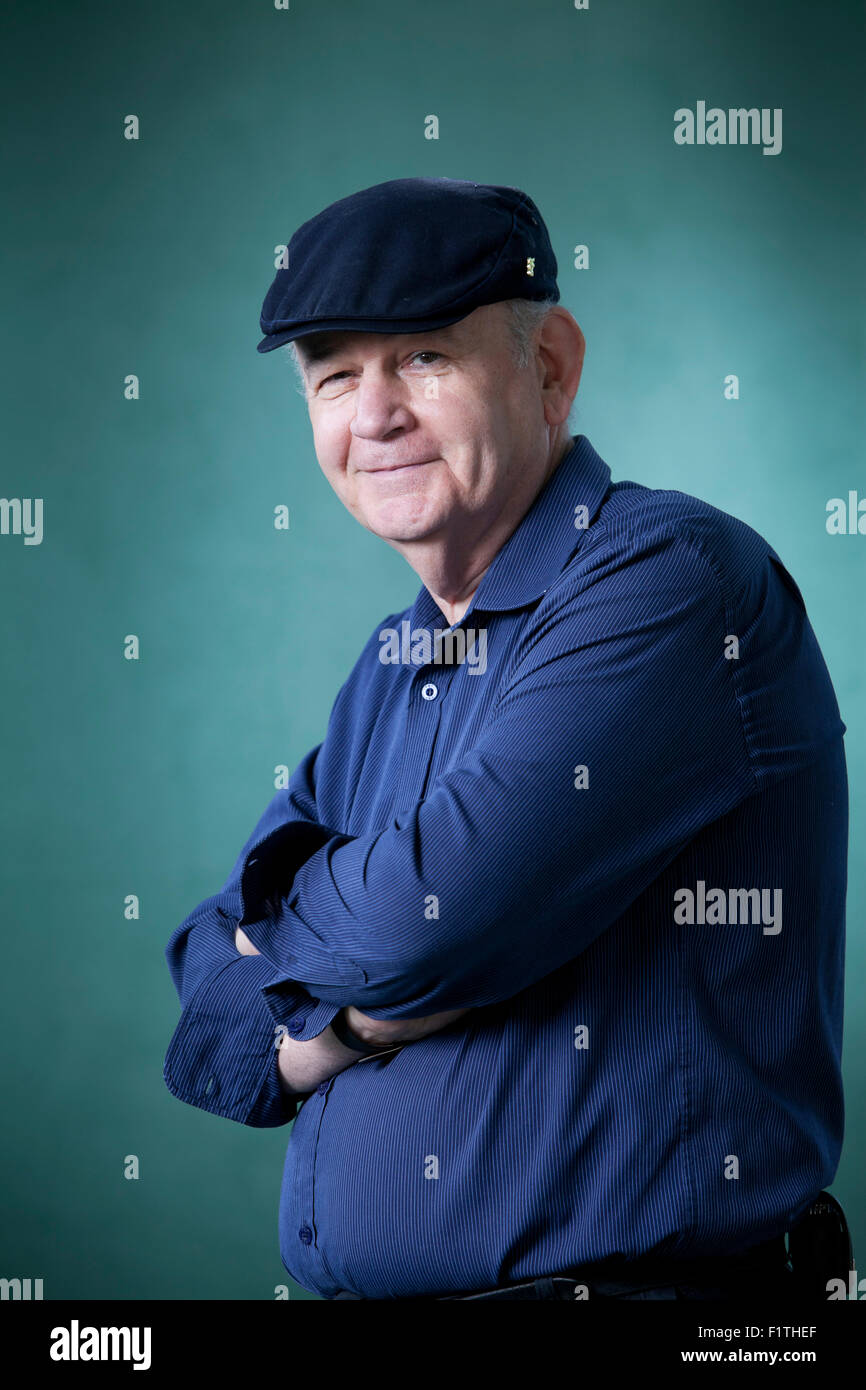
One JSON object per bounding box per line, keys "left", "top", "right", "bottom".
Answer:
{"left": 358, "top": 457, "right": 438, "bottom": 474}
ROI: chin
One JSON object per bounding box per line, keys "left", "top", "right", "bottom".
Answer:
{"left": 363, "top": 497, "right": 446, "bottom": 542}
{"left": 368, "top": 517, "right": 441, "bottom": 544}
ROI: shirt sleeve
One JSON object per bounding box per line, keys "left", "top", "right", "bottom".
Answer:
{"left": 162, "top": 743, "right": 343, "bottom": 1127}
{"left": 239, "top": 533, "right": 782, "bottom": 1018}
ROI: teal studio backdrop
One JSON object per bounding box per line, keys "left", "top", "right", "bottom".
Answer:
{"left": 1, "top": 0, "right": 863, "bottom": 1300}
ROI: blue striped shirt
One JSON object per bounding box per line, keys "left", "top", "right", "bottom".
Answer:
{"left": 163, "top": 433, "right": 847, "bottom": 1299}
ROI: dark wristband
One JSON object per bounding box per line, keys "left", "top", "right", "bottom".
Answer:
{"left": 329, "top": 1008, "right": 395, "bottom": 1056}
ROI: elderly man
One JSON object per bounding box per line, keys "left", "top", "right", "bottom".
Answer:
{"left": 163, "top": 178, "right": 847, "bottom": 1301}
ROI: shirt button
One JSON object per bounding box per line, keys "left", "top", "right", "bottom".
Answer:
{"left": 421, "top": 682, "right": 438, "bottom": 700}
{"left": 316, "top": 1082, "right": 329, "bottom": 1095}
{"left": 288, "top": 1018, "right": 307, "bottom": 1035}
{"left": 298, "top": 1226, "right": 313, "bottom": 1245}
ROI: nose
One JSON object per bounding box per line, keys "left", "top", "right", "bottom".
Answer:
{"left": 350, "top": 366, "right": 415, "bottom": 442}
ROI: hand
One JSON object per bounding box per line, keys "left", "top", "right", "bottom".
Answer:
{"left": 343, "top": 1004, "right": 470, "bottom": 1046}
{"left": 234, "top": 926, "right": 260, "bottom": 955}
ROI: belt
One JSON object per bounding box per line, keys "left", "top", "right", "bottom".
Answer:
{"left": 436, "top": 1234, "right": 791, "bottom": 1301}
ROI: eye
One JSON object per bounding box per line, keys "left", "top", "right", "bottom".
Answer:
{"left": 317, "top": 351, "right": 442, "bottom": 391}
{"left": 408, "top": 351, "right": 442, "bottom": 366}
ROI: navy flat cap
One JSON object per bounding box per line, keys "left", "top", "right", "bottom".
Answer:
{"left": 257, "top": 177, "right": 559, "bottom": 353}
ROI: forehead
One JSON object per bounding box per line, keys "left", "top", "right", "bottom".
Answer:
{"left": 294, "top": 304, "right": 504, "bottom": 368}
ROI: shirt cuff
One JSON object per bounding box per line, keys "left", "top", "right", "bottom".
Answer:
{"left": 163, "top": 951, "right": 321, "bottom": 1127}
{"left": 259, "top": 983, "right": 343, "bottom": 1042}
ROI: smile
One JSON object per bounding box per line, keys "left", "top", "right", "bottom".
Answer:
{"left": 358, "top": 458, "right": 438, "bottom": 474}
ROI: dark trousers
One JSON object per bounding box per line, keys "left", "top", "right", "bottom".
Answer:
{"left": 333, "top": 1234, "right": 798, "bottom": 1300}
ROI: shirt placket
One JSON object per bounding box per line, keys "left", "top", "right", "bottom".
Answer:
{"left": 296, "top": 1077, "right": 339, "bottom": 1289}
{"left": 293, "top": 655, "right": 457, "bottom": 1292}
{"left": 393, "top": 659, "right": 458, "bottom": 810}
{"left": 295, "top": 1048, "right": 405, "bottom": 1294}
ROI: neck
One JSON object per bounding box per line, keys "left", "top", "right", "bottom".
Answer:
{"left": 414, "top": 427, "right": 573, "bottom": 627}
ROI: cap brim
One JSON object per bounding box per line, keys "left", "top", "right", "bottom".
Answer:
{"left": 257, "top": 311, "right": 475, "bottom": 353}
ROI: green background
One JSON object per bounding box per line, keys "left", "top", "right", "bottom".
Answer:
{"left": 1, "top": 0, "right": 863, "bottom": 1300}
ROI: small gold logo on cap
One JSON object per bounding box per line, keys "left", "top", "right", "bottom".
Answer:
{"left": 526, "top": 257, "right": 536, "bottom": 276}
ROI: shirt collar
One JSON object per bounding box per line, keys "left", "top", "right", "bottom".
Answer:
{"left": 410, "top": 434, "right": 612, "bottom": 628}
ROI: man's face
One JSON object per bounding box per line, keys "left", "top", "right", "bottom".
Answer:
{"left": 295, "top": 302, "right": 551, "bottom": 548}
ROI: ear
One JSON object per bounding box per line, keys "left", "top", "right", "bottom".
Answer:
{"left": 536, "top": 308, "right": 585, "bottom": 428}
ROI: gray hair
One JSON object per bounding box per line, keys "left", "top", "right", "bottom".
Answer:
{"left": 502, "top": 295, "right": 559, "bottom": 369}
{"left": 506, "top": 296, "right": 578, "bottom": 429}
{"left": 283, "top": 295, "right": 560, "bottom": 395}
